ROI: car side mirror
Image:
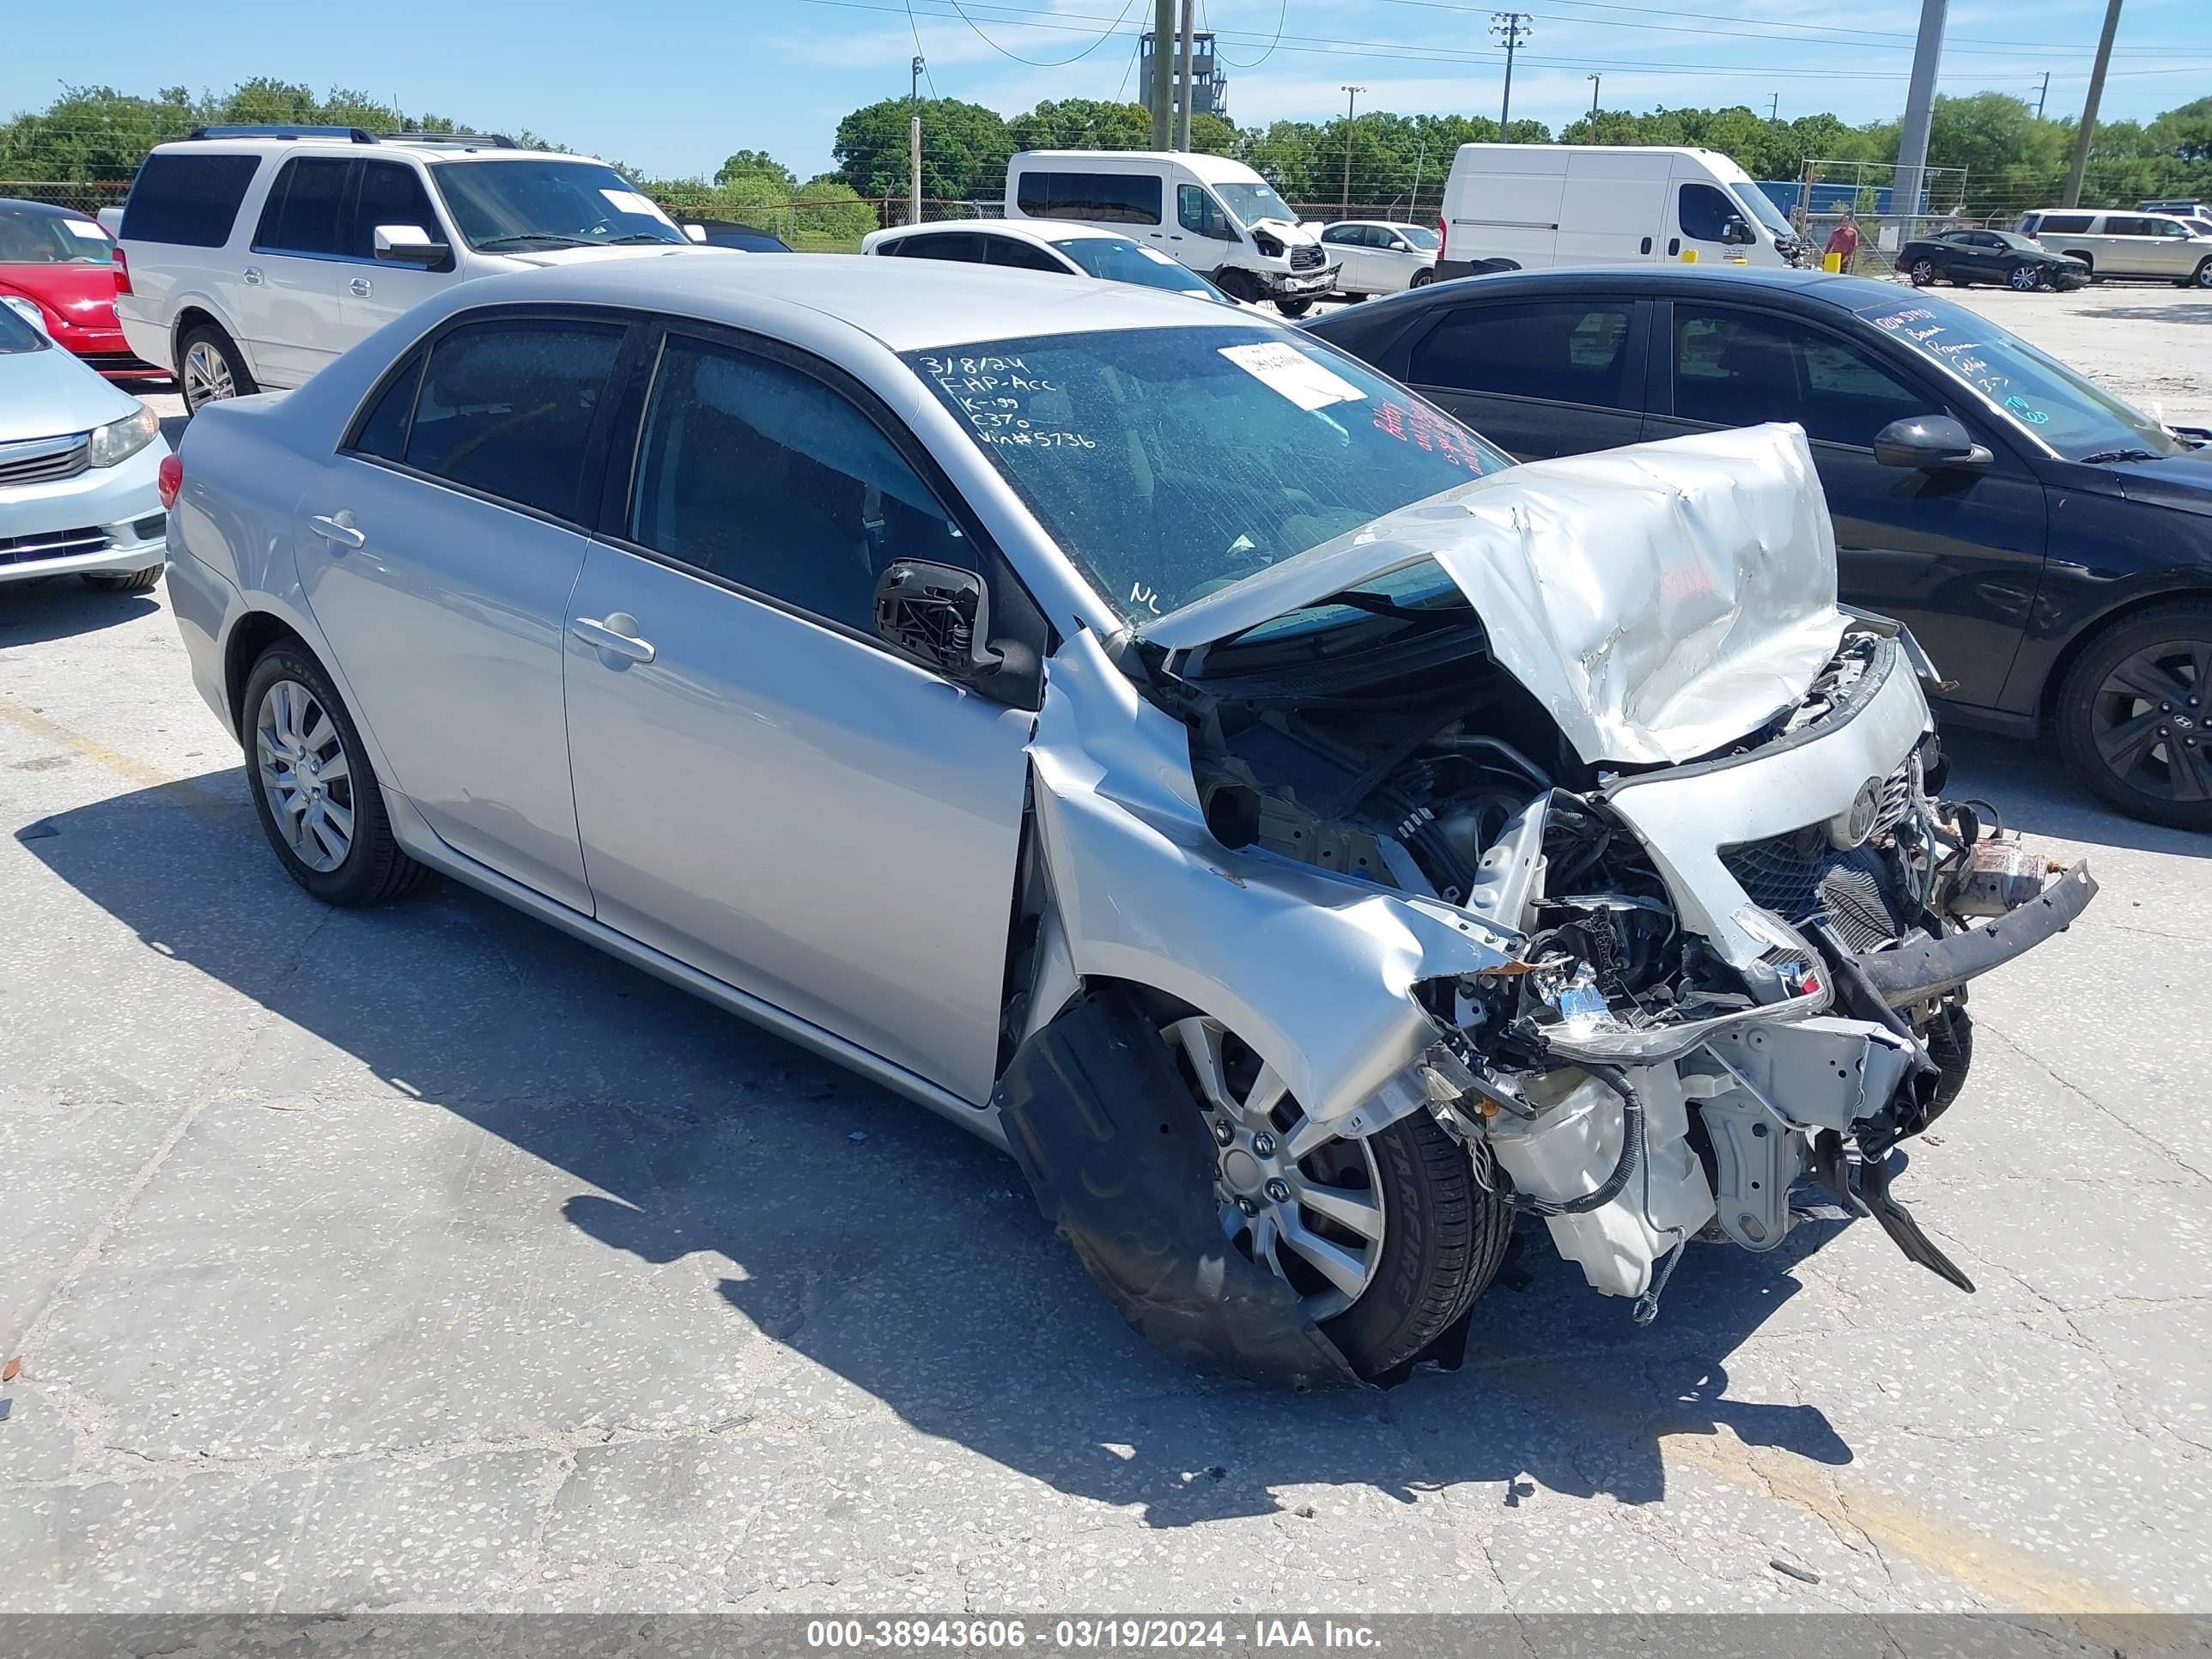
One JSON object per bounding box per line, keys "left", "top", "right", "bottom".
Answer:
{"left": 374, "top": 224, "right": 450, "bottom": 266}
{"left": 1874, "top": 415, "right": 1994, "bottom": 471}
{"left": 872, "top": 560, "right": 1036, "bottom": 697}
{"left": 1721, "top": 217, "right": 1754, "bottom": 246}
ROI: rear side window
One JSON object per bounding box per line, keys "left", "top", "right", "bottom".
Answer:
{"left": 121, "top": 153, "right": 262, "bottom": 247}
{"left": 1018, "top": 170, "right": 1162, "bottom": 227}
{"left": 402, "top": 319, "right": 625, "bottom": 520}
{"left": 986, "top": 235, "right": 1065, "bottom": 273}
{"left": 894, "top": 233, "right": 985, "bottom": 264}
{"left": 2039, "top": 213, "right": 2094, "bottom": 234}
{"left": 346, "top": 161, "right": 442, "bottom": 258}
{"left": 628, "top": 335, "right": 972, "bottom": 634}
{"left": 253, "top": 157, "right": 352, "bottom": 256}
{"left": 348, "top": 352, "right": 425, "bottom": 461}
{"left": 1410, "top": 301, "right": 1638, "bottom": 411}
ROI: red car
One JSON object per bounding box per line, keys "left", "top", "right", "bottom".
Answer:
{"left": 0, "top": 198, "right": 167, "bottom": 380}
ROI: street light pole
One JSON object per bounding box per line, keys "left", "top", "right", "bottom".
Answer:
{"left": 908, "top": 55, "right": 924, "bottom": 228}
{"left": 1586, "top": 74, "right": 1600, "bottom": 132}
{"left": 1491, "top": 13, "right": 1532, "bottom": 135}
{"left": 1340, "top": 85, "right": 1364, "bottom": 216}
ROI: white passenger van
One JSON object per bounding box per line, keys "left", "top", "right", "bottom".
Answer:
{"left": 1436, "top": 144, "right": 1807, "bottom": 278}
{"left": 1005, "top": 149, "right": 1337, "bottom": 316}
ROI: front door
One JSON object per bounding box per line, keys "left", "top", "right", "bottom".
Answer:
{"left": 332, "top": 159, "right": 453, "bottom": 351}
{"left": 1402, "top": 295, "right": 1647, "bottom": 460}
{"left": 1644, "top": 300, "right": 2048, "bottom": 709}
{"left": 563, "top": 327, "right": 1033, "bottom": 1103}
{"left": 1672, "top": 179, "right": 1746, "bottom": 264}
{"left": 295, "top": 309, "right": 633, "bottom": 909}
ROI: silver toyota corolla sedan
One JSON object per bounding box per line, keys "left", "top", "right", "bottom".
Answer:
{"left": 166, "top": 257, "right": 2093, "bottom": 1385}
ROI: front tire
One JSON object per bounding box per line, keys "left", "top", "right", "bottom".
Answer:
{"left": 82, "top": 565, "right": 163, "bottom": 592}
{"left": 179, "top": 323, "right": 257, "bottom": 414}
{"left": 2008, "top": 264, "right": 2041, "bottom": 291}
{"left": 1164, "top": 1016, "right": 1511, "bottom": 1378}
{"left": 1274, "top": 296, "right": 1316, "bottom": 319}
{"left": 2054, "top": 600, "right": 2212, "bottom": 831}
{"left": 240, "top": 645, "right": 427, "bottom": 904}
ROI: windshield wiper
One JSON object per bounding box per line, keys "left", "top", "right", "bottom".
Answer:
{"left": 2080, "top": 447, "right": 2164, "bottom": 465}
{"left": 602, "top": 233, "right": 680, "bottom": 245}
{"left": 473, "top": 234, "right": 599, "bottom": 251}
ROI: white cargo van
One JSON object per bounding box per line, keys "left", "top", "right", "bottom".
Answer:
{"left": 1437, "top": 144, "right": 1806, "bottom": 278}
{"left": 1005, "top": 149, "right": 1337, "bottom": 316}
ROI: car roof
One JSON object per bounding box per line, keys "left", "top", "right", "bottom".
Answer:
{"left": 146, "top": 136, "right": 599, "bottom": 165}
{"left": 1366, "top": 264, "right": 1901, "bottom": 307}
{"left": 0, "top": 197, "right": 94, "bottom": 220}
{"left": 875, "top": 219, "right": 1126, "bottom": 244}
{"left": 1013, "top": 149, "right": 1264, "bottom": 185}
{"left": 428, "top": 252, "right": 1246, "bottom": 352}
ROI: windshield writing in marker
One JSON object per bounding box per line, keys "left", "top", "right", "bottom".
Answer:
{"left": 916, "top": 353, "right": 1096, "bottom": 451}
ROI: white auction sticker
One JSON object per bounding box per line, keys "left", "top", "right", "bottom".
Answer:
{"left": 599, "top": 187, "right": 668, "bottom": 222}
{"left": 1218, "top": 341, "right": 1364, "bottom": 411}
{"left": 60, "top": 218, "right": 109, "bottom": 240}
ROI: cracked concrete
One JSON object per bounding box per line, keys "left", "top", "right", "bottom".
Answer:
{"left": 4, "top": 344, "right": 2211, "bottom": 1613}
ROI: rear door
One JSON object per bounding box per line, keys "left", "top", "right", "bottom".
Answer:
{"left": 1644, "top": 298, "right": 2047, "bottom": 708}
{"left": 295, "top": 307, "right": 635, "bottom": 909}
{"left": 1318, "top": 223, "right": 1368, "bottom": 289}
{"left": 562, "top": 323, "right": 1036, "bottom": 1103}
{"left": 241, "top": 155, "right": 351, "bottom": 387}
{"left": 1401, "top": 294, "right": 1647, "bottom": 459}
{"left": 333, "top": 160, "right": 453, "bottom": 349}
{"left": 2094, "top": 215, "right": 2159, "bottom": 276}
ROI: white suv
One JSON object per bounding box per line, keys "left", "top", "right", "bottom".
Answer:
{"left": 115, "top": 125, "right": 701, "bottom": 410}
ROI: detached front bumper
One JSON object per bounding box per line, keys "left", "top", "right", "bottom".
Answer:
{"left": 1262, "top": 264, "right": 1339, "bottom": 297}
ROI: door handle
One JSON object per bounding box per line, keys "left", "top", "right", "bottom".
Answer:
{"left": 349, "top": 276, "right": 373, "bottom": 298}
{"left": 1668, "top": 237, "right": 1680, "bottom": 256}
{"left": 242, "top": 266, "right": 264, "bottom": 286}
{"left": 570, "top": 614, "right": 656, "bottom": 665}
{"left": 1640, "top": 236, "right": 1653, "bottom": 254}
{"left": 308, "top": 512, "right": 365, "bottom": 551}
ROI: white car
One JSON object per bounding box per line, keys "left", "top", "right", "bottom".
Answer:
{"left": 1316, "top": 220, "right": 1441, "bottom": 297}
{"left": 114, "top": 125, "right": 701, "bottom": 412}
{"left": 0, "top": 298, "right": 167, "bottom": 592}
{"left": 862, "top": 219, "right": 1234, "bottom": 305}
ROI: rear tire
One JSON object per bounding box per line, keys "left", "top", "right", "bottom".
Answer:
{"left": 1909, "top": 258, "right": 1936, "bottom": 287}
{"left": 2191, "top": 258, "right": 2212, "bottom": 289}
{"left": 82, "top": 565, "right": 163, "bottom": 592}
{"left": 2054, "top": 600, "right": 2212, "bottom": 832}
{"left": 179, "top": 323, "right": 257, "bottom": 414}
{"left": 1410, "top": 269, "right": 1436, "bottom": 287}
{"left": 240, "top": 645, "right": 428, "bottom": 905}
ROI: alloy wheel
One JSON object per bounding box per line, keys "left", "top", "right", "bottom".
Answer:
{"left": 1910, "top": 258, "right": 1936, "bottom": 286}
{"left": 1164, "top": 1016, "right": 1387, "bottom": 1322}
{"left": 2008, "top": 264, "right": 2039, "bottom": 290}
{"left": 183, "top": 339, "right": 236, "bottom": 410}
{"left": 2089, "top": 639, "right": 2212, "bottom": 805}
{"left": 2195, "top": 261, "right": 2212, "bottom": 289}
{"left": 254, "top": 678, "right": 356, "bottom": 872}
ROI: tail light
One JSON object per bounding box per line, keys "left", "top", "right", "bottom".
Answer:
{"left": 157, "top": 453, "right": 182, "bottom": 510}
{"left": 1437, "top": 215, "right": 1447, "bottom": 249}
{"left": 112, "top": 245, "right": 132, "bottom": 295}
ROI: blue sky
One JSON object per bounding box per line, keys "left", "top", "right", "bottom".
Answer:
{"left": 7, "top": 0, "right": 2209, "bottom": 180}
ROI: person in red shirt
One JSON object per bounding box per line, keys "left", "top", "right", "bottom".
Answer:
{"left": 1825, "top": 213, "right": 1863, "bottom": 268}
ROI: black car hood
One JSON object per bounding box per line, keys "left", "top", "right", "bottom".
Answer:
{"left": 2059, "top": 447, "right": 2212, "bottom": 516}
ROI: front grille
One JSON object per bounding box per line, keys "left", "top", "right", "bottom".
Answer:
{"left": 1290, "top": 243, "right": 1326, "bottom": 271}
{"left": 0, "top": 526, "right": 112, "bottom": 568}
{"left": 0, "top": 438, "right": 90, "bottom": 488}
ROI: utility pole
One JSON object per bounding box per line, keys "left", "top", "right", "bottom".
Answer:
{"left": 1768, "top": 93, "right": 1779, "bottom": 123}
{"left": 1151, "top": 0, "right": 1175, "bottom": 149}
{"left": 1340, "top": 85, "right": 1364, "bottom": 216}
{"left": 1176, "top": 0, "right": 1194, "bottom": 151}
{"left": 908, "top": 56, "right": 924, "bottom": 228}
{"left": 1893, "top": 0, "right": 1948, "bottom": 240}
{"left": 1491, "top": 13, "right": 1532, "bottom": 135}
{"left": 2033, "top": 70, "right": 2051, "bottom": 119}
{"left": 1586, "top": 74, "right": 1601, "bottom": 132}
{"left": 2063, "top": 0, "right": 2124, "bottom": 208}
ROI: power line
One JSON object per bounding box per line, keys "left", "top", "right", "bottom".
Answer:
{"left": 938, "top": 0, "right": 1142, "bottom": 66}
{"left": 1214, "top": 0, "right": 1289, "bottom": 70}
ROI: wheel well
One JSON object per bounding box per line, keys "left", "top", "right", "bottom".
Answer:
{"left": 223, "top": 612, "right": 315, "bottom": 738}
{"left": 2036, "top": 587, "right": 2212, "bottom": 732}
{"left": 171, "top": 306, "right": 230, "bottom": 371}
{"left": 2060, "top": 249, "right": 2093, "bottom": 271}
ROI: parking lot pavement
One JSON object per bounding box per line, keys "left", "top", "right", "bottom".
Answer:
{"left": 3, "top": 301, "right": 2209, "bottom": 1619}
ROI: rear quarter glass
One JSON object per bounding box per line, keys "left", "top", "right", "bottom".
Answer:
{"left": 121, "top": 153, "right": 263, "bottom": 246}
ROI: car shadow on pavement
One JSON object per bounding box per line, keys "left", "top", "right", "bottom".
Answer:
{"left": 23, "top": 768, "right": 1856, "bottom": 1527}
{"left": 1941, "top": 728, "right": 2212, "bottom": 858}
{"left": 0, "top": 576, "right": 162, "bottom": 647}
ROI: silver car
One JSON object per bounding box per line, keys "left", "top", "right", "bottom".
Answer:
{"left": 167, "top": 257, "right": 2094, "bottom": 1384}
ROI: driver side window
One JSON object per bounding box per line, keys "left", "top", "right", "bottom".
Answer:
{"left": 628, "top": 336, "right": 973, "bottom": 635}
{"left": 1178, "top": 185, "right": 1234, "bottom": 240}
{"left": 1678, "top": 182, "right": 1739, "bottom": 243}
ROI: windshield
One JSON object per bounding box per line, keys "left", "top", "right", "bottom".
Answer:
{"left": 429, "top": 161, "right": 686, "bottom": 252}
{"left": 1216, "top": 180, "right": 1295, "bottom": 228}
{"left": 1858, "top": 292, "right": 2185, "bottom": 460}
{"left": 1052, "top": 236, "right": 1218, "bottom": 298}
{"left": 0, "top": 210, "right": 112, "bottom": 264}
{"left": 1730, "top": 184, "right": 1796, "bottom": 240}
{"left": 1397, "top": 224, "right": 1442, "bottom": 251}
{"left": 0, "top": 301, "right": 51, "bottom": 352}
{"left": 904, "top": 325, "right": 1512, "bottom": 625}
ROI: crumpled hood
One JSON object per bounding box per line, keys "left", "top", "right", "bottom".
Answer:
{"left": 1143, "top": 423, "right": 1850, "bottom": 767}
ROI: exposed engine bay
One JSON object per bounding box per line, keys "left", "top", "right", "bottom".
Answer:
{"left": 1005, "top": 425, "right": 2095, "bottom": 1384}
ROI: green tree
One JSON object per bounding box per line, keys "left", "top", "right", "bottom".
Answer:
{"left": 1006, "top": 99, "right": 1150, "bottom": 152}
{"left": 2146, "top": 97, "right": 2212, "bottom": 163}
{"left": 714, "top": 148, "right": 796, "bottom": 191}
{"left": 833, "top": 96, "right": 1011, "bottom": 201}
